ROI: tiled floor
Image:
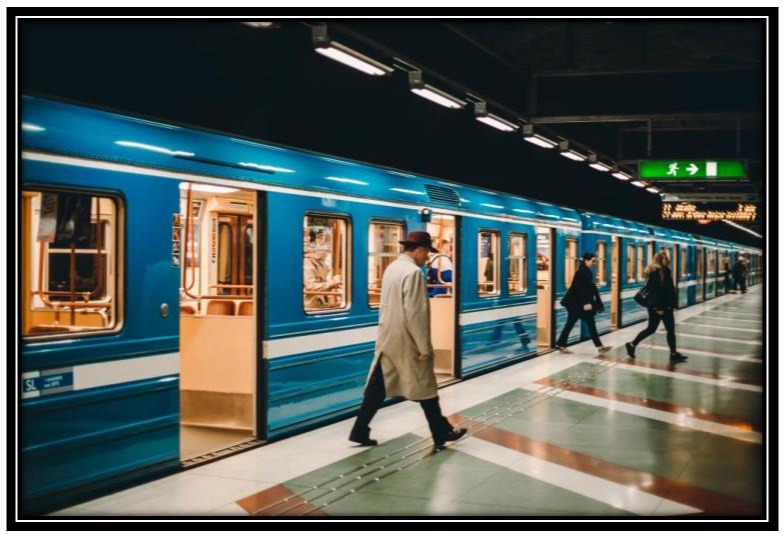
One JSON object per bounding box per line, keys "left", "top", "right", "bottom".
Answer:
{"left": 52, "top": 287, "right": 764, "bottom": 518}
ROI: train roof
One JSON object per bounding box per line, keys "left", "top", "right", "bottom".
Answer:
{"left": 21, "top": 95, "right": 582, "bottom": 228}
{"left": 20, "top": 95, "right": 761, "bottom": 252}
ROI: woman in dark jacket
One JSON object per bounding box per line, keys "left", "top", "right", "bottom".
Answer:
{"left": 556, "top": 252, "right": 612, "bottom": 354}
{"left": 625, "top": 251, "right": 687, "bottom": 362}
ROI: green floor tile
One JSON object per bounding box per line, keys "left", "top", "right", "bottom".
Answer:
{"left": 459, "top": 465, "right": 632, "bottom": 515}
{"left": 649, "top": 333, "right": 761, "bottom": 356}
{"left": 677, "top": 324, "right": 762, "bottom": 341}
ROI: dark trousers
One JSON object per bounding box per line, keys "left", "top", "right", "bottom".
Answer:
{"left": 632, "top": 308, "right": 677, "bottom": 353}
{"left": 734, "top": 275, "right": 747, "bottom": 293}
{"left": 724, "top": 276, "right": 732, "bottom": 293}
{"left": 351, "top": 360, "right": 453, "bottom": 443}
{"left": 556, "top": 310, "right": 602, "bottom": 347}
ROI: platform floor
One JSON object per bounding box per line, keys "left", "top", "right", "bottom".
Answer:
{"left": 53, "top": 287, "right": 764, "bottom": 518}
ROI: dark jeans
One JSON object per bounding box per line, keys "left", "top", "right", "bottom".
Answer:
{"left": 632, "top": 308, "right": 677, "bottom": 353}
{"left": 724, "top": 276, "right": 732, "bottom": 293}
{"left": 556, "top": 310, "right": 602, "bottom": 347}
{"left": 351, "top": 359, "right": 453, "bottom": 443}
{"left": 734, "top": 275, "right": 747, "bottom": 293}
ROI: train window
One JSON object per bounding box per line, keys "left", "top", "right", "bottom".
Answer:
{"left": 637, "top": 245, "right": 645, "bottom": 280}
{"left": 368, "top": 220, "right": 405, "bottom": 308}
{"left": 22, "top": 189, "right": 122, "bottom": 338}
{"left": 596, "top": 241, "right": 607, "bottom": 286}
{"left": 680, "top": 247, "right": 688, "bottom": 277}
{"left": 304, "top": 214, "right": 350, "bottom": 314}
{"left": 507, "top": 233, "right": 527, "bottom": 294}
{"left": 626, "top": 245, "right": 635, "bottom": 282}
{"left": 696, "top": 248, "right": 704, "bottom": 277}
{"left": 565, "top": 238, "right": 578, "bottom": 286}
{"left": 214, "top": 215, "right": 254, "bottom": 296}
{"left": 478, "top": 230, "right": 499, "bottom": 297}
{"left": 707, "top": 250, "right": 716, "bottom": 274}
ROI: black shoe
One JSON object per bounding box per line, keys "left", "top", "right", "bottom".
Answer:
{"left": 433, "top": 427, "right": 467, "bottom": 451}
{"left": 625, "top": 342, "right": 636, "bottom": 358}
{"left": 669, "top": 352, "right": 688, "bottom": 363}
{"left": 349, "top": 429, "right": 378, "bottom": 447}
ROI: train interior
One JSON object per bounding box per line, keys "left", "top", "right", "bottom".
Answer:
{"left": 178, "top": 182, "right": 258, "bottom": 463}
{"left": 427, "top": 214, "right": 457, "bottom": 384}
{"left": 22, "top": 190, "right": 120, "bottom": 336}
{"left": 535, "top": 227, "right": 553, "bottom": 349}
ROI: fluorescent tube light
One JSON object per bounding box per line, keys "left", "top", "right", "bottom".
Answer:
{"left": 587, "top": 154, "right": 611, "bottom": 171}
{"left": 558, "top": 141, "right": 586, "bottom": 161}
{"left": 522, "top": 125, "right": 557, "bottom": 148}
{"left": 409, "top": 71, "right": 465, "bottom": 109}
{"left": 631, "top": 181, "right": 646, "bottom": 188}
{"left": 646, "top": 186, "right": 660, "bottom": 194}
{"left": 473, "top": 101, "right": 518, "bottom": 132}
{"left": 313, "top": 25, "right": 392, "bottom": 77}
{"left": 611, "top": 168, "right": 631, "bottom": 181}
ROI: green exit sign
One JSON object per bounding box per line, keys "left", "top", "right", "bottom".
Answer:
{"left": 640, "top": 160, "right": 747, "bottom": 180}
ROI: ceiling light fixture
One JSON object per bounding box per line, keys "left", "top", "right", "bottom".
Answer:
{"left": 558, "top": 141, "right": 587, "bottom": 162}
{"left": 522, "top": 124, "right": 557, "bottom": 148}
{"left": 312, "top": 25, "right": 392, "bottom": 77}
{"left": 473, "top": 101, "right": 518, "bottom": 132}
{"left": 408, "top": 71, "right": 465, "bottom": 109}
{"left": 587, "top": 153, "right": 611, "bottom": 171}
{"left": 611, "top": 166, "right": 631, "bottom": 181}
{"left": 631, "top": 180, "right": 647, "bottom": 188}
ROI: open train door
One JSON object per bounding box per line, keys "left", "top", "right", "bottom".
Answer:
{"left": 178, "top": 182, "right": 263, "bottom": 466}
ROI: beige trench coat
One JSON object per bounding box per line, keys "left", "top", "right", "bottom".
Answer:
{"left": 366, "top": 254, "right": 438, "bottom": 401}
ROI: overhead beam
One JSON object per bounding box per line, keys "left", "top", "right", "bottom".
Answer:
{"left": 530, "top": 112, "right": 761, "bottom": 124}
{"left": 531, "top": 64, "right": 762, "bottom": 78}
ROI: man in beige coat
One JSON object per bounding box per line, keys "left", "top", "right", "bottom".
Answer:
{"left": 349, "top": 231, "right": 467, "bottom": 452}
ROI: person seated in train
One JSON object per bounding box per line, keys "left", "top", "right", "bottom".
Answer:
{"left": 555, "top": 252, "right": 612, "bottom": 355}
{"left": 427, "top": 238, "right": 453, "bottom": 297}
{"left": 303, "top": 232, "right": 342, "bottom": 309}
{"left": 625, "top": 251, "right": 687, "bottom": 362}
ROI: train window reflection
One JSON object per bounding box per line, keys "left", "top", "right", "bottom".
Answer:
{"left": 681, "top": 247, "right": 688, "bottom": 277}
{"left": 637, "top": 245, "right": 645, "bottom": 281}
{"left": 596, "top": 241, "right": 607, "bottom": 286}
{"left": 565, "top": 238, "right": 578, "bottom": 286}
{"left": 507, "top": 233, "right": 527, "bottom": 294}
{"left": 368, "top": 220, "right": 404, "bottom": 308}
{"left": 304, "top": 213, "right": 350, "bottom": 314}
{"left": 478, "top": 230, "right": 499, "bottom": 297}
{"left": 626, "top": 244, "right": 635, "bottom": 282}
{"left": 22, "top": 189, "right": 121, "bottom": 338}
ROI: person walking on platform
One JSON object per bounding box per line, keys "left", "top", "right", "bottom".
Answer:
{"left": 349, "top": 231, "right": 467, "bottom": 453}
{"left": 733, "top": 256, "right": 748, "bottom": 294}
{"left": 625, "top": 251, "right": 687, "bottom": 362}
{"left": 556, "top": 252, "right": 612, "bottom": 354}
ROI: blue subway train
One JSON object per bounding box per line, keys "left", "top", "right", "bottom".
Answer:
{"left": 18, "top": 96, "right": 763, "bottom": 514}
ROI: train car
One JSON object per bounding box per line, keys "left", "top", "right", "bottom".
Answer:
{"left": 18, "top": 95, "right": 761, "bottom": 514}
{"left": 578, "top": 212, "right": 652, "bottom": 334}
{"left": 20, "top": 95, "right": 586, "bottom": 513}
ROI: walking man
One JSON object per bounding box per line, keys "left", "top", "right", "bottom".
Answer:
{"left": 349, "top": 231, "right": 467, "bottom": 453}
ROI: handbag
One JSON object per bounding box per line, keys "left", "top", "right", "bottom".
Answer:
{"left": 634, "top": 281, "right": 652, "bottom": 307}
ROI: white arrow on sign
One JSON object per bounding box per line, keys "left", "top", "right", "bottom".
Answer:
{"left": 687, "top": 163, "right": 699, "bottom": 175}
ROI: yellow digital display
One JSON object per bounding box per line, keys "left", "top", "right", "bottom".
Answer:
{"left": 661, "top": 202, "right": 757, "bottom": 222}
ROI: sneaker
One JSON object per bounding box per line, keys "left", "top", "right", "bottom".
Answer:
{"left": 557, "top": 346, "right": 572, "bottom": 354}
{"left": 597, "top": 346, "right": 613, "bottom": 354}
{"left": 669, "top": 352, "right": 688, "bottom": 362}
{"left": 625, "top": 342, "right": 636, "bottom": 358}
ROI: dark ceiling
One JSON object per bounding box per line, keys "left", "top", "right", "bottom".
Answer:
{"left": 18, "top": 18, "right": 767, "bottom": 246}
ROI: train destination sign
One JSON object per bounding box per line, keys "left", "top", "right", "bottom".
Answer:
{"left": 640, "top": 160, "right": 747, "bottom": 180}
{"left": 661, "top": 202, "right": 757, "bottom": 222}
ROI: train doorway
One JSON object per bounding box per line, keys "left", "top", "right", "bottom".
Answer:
{"left": 536, "top": 227, "right": 554, "bottom": 350}
{"left": 178, "top": 182, "right": 261, "bottom": 465}
{"left": 427, "top": 213, "right": 458, "bottom": 385}
{"left": 610, "top": 236, "right": 620, "bottom": 328}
